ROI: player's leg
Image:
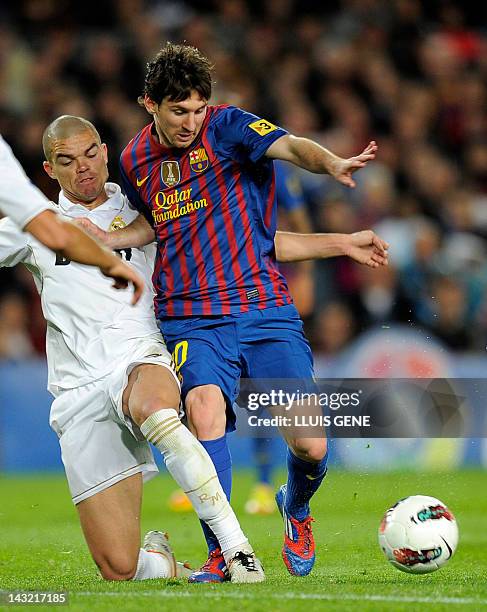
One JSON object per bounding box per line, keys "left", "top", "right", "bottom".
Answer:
{"left": 51, "top": 384, "right": 177, "bottom": 581}
{"left": 77, "top": 473, "right": 141, "bottom": 580}
{"left": 241, "top": 304, "right": 329, "bottom": 576}
{"left": 183, "top": 383, "right": 231, "bottom": 522}
{"left": 182, "top": 384, "right": 235, "bottom": 581}
{"left": 281, "top": 437, "right": 328, "bottom": 520}
{"left": 274, "top": 435, "right": 327, "bottom": 577}
{"left": 123, "top": 365, "right": 232, "bottom": 540}
{"left": 159, "top": 317, "right": 243, "bottom": 582}
{"left": 121, "top": 361, "right": 263, "bottom": 583}
{"left": 77, "top": 474, "right": 178, "bottom": 580}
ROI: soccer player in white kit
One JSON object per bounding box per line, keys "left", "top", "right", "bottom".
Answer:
{"left": 0, "top": 135, "right": 145, "bottom": 302}
{"left": 0, "top": 116, "right": 264, "bottom": 583}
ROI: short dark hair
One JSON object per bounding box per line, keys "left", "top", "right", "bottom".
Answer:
{"left": 139, "top": 42, "right": 213, "bottom": 106}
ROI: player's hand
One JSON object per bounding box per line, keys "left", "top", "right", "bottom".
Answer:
{"left": 74, "top": 217, "right": 111, "bottom": 245}
{"left": 343, "top": 230, "right": 389, "bottom": 268}
{"left": 100, "top": 256, "right": 145, "bottom": 305}
{"left": 75, "top": 218, "right": 144, "bottom": 303}
{"left": 329, "top": 141, "right": 378, "bottom": 188}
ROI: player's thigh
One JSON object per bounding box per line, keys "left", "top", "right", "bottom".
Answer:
{"left": 161, "top": 317, "right": 240, "bottom": 400}
{"left": 123, "top": 363, "right": 180, "bottom": 424}
{"left": 241, "top": 305, "right": 315, "bottom": 380}
{"left": 77, "top": 473, "right": 143, "bottom": 580}
{"left": 160, "top": 317, "right": 241, "bottom": 432}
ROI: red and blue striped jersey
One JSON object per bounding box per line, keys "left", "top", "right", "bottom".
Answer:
{"left": 120, "top": 104, "right": 293, "bottom": 318}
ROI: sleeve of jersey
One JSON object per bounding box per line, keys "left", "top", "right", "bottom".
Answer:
{"left": 0, "top": 136, "right": 52, "bottom": 229}
{"left": 119, "top": 160, "right": 155, "bottom": 228}
{"left": 0, "top": 217, "right": 31, "bottom": 267}
{"left": 214, "top": 106, "right": 288, "bottom": 163}
{"left": 275, "top": 161, "right": 305, "bottom": 212}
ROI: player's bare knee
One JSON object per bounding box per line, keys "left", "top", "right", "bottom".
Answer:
{"left": 307, "top": 438, "right": 327, "bottom": 462}
{"left": 187, "top": 404, "right": 226, "bottom": 438}
{"left": 99, "top": 565, "right": 135, "bottom": 581}
{"left": 133, "top": 398, "right": 179, "bottom": 426}
{"left": 125, "top": 364, "right": 180, "bottom": 425}
{"left": 185, "top": 386, "right": 226, "bottom": 438}
{"left": 97, "top": 553, "right": 138, "bottom": 581}
{"left": 290, "top": 438, "right": 328, "bottom": 463}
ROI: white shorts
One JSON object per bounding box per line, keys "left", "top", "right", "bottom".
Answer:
{"left": 50, "top": 341, "right": 179, "bottom": 504}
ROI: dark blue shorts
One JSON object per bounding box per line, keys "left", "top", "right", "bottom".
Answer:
{"left": 159, "top": 304, "right": 315, "bottom": 431}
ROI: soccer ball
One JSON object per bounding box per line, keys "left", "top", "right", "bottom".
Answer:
{"left": 378, "top": 495, "right": 458, "bottom": 574}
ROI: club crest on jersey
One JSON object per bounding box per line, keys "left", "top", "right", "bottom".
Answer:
{"left": 161, "top": 161, "right": 181, "bottom": 187}
{"left": 248, "top": 119, "right": 278, "bottom": 136}
{"left": 189, "top": 147, "right": 209, "bottom": 173}
{"left": 109, "top": 216, "right": 127, "bottom": 231}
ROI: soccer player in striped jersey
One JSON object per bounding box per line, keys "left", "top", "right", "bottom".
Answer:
{"left": 0, "top": 135, "right": 144, "bottom": 301}
{"left": 95, "top": 43, "right": 382, "bottom": 581}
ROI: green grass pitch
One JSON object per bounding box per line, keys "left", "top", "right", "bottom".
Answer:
{"left": 0, "top": 469, "right": 486, "bottom": 611}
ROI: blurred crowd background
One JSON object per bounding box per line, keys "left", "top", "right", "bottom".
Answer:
{"left": 2, "top": 0, "right": 487, "bottom": 363}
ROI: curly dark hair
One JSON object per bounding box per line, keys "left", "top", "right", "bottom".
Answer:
{"left": 139, "top": 42, "right": 214, "bottom": 105}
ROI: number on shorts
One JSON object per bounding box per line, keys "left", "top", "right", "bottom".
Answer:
{"left": 172, "top": 340, "right": 188, "bottom": 375}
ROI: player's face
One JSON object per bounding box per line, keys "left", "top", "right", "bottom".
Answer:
{"left": 145, "top": 90, "right": 208, "bottom": 148}
{"left": 43, "top": 130, "right": 109, "bottom": 208}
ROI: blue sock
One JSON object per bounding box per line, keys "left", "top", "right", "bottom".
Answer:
{"left": 199, "top": 435, "right": 232, "bottom": 553}
{"left": 285, "top": 448, "right": 328, "bottom": 521}
{"left": 253, "top": 437, "right": 274, "bottom": 485}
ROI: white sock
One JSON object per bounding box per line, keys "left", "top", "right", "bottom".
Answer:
{"left": 140, "top": 409, "right": 251, "bottom": 562}
{"left": 132, "top": 548, "right": 172, "bottom": 580}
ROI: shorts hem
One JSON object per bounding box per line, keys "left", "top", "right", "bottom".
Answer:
{"left": 114, "top": 358, "right": 180, "bottom": 440}
{"left": 71, "top": 463, "right": 158, "bottom": 505}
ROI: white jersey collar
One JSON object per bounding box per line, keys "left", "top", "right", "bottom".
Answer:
{"left": 57, "top": 182, "right": 124, "bottom": 217}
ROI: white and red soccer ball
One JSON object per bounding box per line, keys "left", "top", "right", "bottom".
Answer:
{"left": 379, "top": 495, "right": 459, "bottom": 574}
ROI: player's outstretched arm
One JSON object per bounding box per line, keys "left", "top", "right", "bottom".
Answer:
{"left": 76, "top": 212, "right": 155, "bottom": 249}
{"left": 266, "top": 136, "right": 377, "bottom": 188}
{"left": 24, "top": 209, "right": 77, "bottom": 252}
{"left": 275, "top": 230, "right": 389, "bottom": 268}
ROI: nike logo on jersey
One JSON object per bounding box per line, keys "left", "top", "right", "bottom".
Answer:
{"left": 136, "top": 175, "right": 149, "bottom": 187}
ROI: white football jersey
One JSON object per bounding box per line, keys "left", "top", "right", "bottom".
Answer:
{"left": 0, "top": 182, "right": 162, "bottom": 395}
{"left": 0, "top": 135, "right": 53, "bottom": 228}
